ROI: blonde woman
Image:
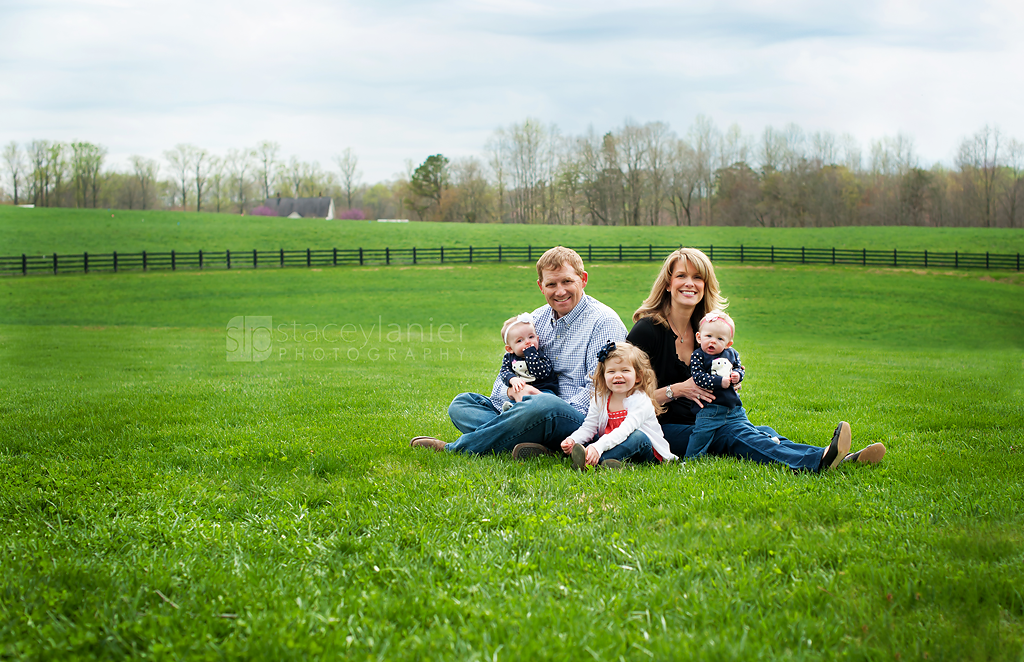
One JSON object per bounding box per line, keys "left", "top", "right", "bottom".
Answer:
{"left": 626, "top": 248, "right": 885, "bottom": 471}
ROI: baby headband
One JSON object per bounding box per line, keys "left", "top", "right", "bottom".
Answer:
{"left": 596, "top": 340, "right": 617, "bottom": 363}
{"left": 699, "top": 311, "right": 734, "bottom": 336}
{"left": 504, "top": 312, "right": 534, "bottom": 345}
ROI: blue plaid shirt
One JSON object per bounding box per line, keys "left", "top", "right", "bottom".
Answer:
{"left": 489, "top": 295, "right": 627, "bottom": 414}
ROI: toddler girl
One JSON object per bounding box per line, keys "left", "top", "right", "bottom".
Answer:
{"left": 560, "top": 341, "right": 677, "bottom": 470}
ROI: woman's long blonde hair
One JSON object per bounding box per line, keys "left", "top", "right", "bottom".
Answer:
{"left": 592, "top": 341, "right": 666, "bottom": 415}
{"left": 632, "top": 248, "right": 727, "bottom": 327}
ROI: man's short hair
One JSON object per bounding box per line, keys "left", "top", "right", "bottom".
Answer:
{"left": 536, "top": 246, "right": 585, "bottom": 280}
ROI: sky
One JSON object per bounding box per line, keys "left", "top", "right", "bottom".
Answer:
{"left": 2, "top": 0, "right": 1023, "bottom": 183}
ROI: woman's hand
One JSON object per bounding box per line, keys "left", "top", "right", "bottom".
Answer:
{"left": 675, "top": 378, "right": 715, "bottom": 409}
{"left": 508, "top": 384, "right": 541, "bottom": 402}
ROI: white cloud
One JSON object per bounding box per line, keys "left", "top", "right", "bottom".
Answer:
{"left": 2, "top": 0, "right": 1022, "bottom": 181}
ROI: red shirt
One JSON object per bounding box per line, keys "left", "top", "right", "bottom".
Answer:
{"left": 604, "top": 400, "right": 627, "bottom": 435}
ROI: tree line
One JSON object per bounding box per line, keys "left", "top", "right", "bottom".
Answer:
{"left": 3, "top": 118, "right": 1022, "bottom": 228}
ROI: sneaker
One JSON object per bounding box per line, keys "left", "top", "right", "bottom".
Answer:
{"left": 501, "top": 401, "right": 514, "bottom": 413}
{"left": 840, "top": 442, "right": 886, "bottom": 465}
{"left": 599, "top": 459, "right": 623, "bottom": 470}
{"left": 511, "top": 443, "right": 554, "bottom": 460}
{"left": 819, "top": 421, "right": 852, "bottom": 471}
{"left": 409, "top": 436, "right": 446, "bottom": 452}
{"left": 571, "top": 444, "right": 587, "bottom": 471}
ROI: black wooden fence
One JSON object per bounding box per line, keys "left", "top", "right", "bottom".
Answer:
{"left": 1, "top": 244, "right": 1020, "bottom": 276}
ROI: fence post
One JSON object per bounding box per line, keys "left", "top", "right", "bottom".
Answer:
{"left": 710, "top": 245, "right": 713, "bottom": 261}
{"left": 831, "top": 247, "right": 835, "bottom": 265}
{"left": 986, "top": 252, "right": 989, "bottom": 269}
{"left": 198, "top": 250, "right": 203, "bottom": 270}
{"left": 771, "top": 246, "right": 774, "bottom": 263}
{"left": 740, "top": 245, "right": 744, "bottom": 263}
{"left": 862, "top": 248, "right": 866, "bottom": 266}
{"left": 22, "top": 253, "right": 27, "bottom": 276}
{"left": 528, "top": 245, "right": 532, "bottom": 262}
{"left": 1018, "top": 253, "right": 1020, "bottom": 271}
{"left": 172, "top": 250, "right": 176, "bottom": 271}
{"left": 226, "top": 249, "right": 230, "bottom": 269}
{"left": 619, "top": 244, "right": 622, "bottom": 262}
{"left": 893, "top": 248, "right": 897, "bottom": 267}
{"left": 924, "top": 250, "right": 927, "bottom": 268}
{"left": 498, "top": 245, "right": 502, "bottom": 262}
{"left": 143, "top": 251, "right": 148, "bottom": 271}
{"left": 280, "top": 248, "right": 284, "bottom": 267}
{"left": 801, "top": 246, "right": 805, "bottom": 264}
{"left": 333, "top": 247, "right": 337, "bottom": 266}
{"left": 589, "top": 245, "right": 592, "bottom": 262}
{"left": 253, "top": 249, "right": 257, "bottom": 268}
{"left": 469, "top": 246, "right": 473, "bottom": 263}
{"left": 649, "top": 244, "right": 652, "bottom": 261}
{"left": 360, "top": 247, "right": 364, "bottom": 266}
{"left": 955, "top": 251, "right": 958, "bottom": 269}
{"left": 440, "top": 247, "right": 443, "bottom": 264}
{"left": 386, "top": 247, "right": 390, "bottom": 265}
{"left": 307, "top": 248, "right": 311, "bottom": 267}
{"left": 84, "top": 251, "right": 89, "bottom": 274}
{"left": 53, "top": 253, "right": 58, "bottom": 274}
{"left": 413, "top": 247, "right": 417, "bottom": 265}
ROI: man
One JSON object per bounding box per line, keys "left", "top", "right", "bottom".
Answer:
{"left": 410, "top": 246, "right": 627, "bottom": 457}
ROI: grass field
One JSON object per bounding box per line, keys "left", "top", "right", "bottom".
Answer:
{"left": 2, "top": 254, "right": 1023, "bottom": 659}
{"left": 3, "top": 206, "right": 1024, "bottom": 256}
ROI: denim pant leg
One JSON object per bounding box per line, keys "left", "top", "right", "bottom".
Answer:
{"left": 684, "top": 404, "right": 730, "bottom": 458}
{"left": 661, "top": 424, "right": 695, "bottom": 459}
{"left": 599, "top": 430, "right": 657, "bottom": 464}
{"left": 448, "top": 392, "right": 500, "bottom": 435}
{"left": 445, "top": 393, "right": 584, "bottom": 455}
{"left": 710, "top": 407, "right": 824, "bottom": 471}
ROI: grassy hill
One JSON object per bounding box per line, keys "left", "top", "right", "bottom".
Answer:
{"left": 2, "top": 261, "right": 1022, "bottom": 658}
{"left": 2, "top": 206, "right": 1023, "bottom": 255}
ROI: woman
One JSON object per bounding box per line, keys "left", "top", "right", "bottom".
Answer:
{"left": 626, "top": 248, "right": 886, "bottom": 471}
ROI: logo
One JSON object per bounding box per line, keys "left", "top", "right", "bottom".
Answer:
{"left": 226, "top": 316, "right": 273, "bottom": 362}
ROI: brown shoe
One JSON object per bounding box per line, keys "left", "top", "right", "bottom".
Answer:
{"left": 840, "top": 442, "right": 886, "bottom": 465}
{"left": 511, "top": 443, "right": 554, "bottom": 460}
{"left": 599, "top": 459, "right": 623, "bottom": 470}
{"left": 410, "top": 436, "right": 446, "bottom": 452}
{"left": 571, "top": 444, "right": 587, "bottom": 471}
{"left": 819, "top": 421, "right": 852, "bottom": 471}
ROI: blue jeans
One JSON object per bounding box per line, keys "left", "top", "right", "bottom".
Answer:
{"left": 446, "top": 392, "right": 584, "bottom": 455}
{"left": 583, "top": 430, "right": 658, "bottom": 464}
{"left": 663, "top": 406, "right": 824, "bottom": 472}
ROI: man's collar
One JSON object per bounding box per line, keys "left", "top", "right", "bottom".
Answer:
{"left": 550, "top": 295, "right": 591, "bottom": 326}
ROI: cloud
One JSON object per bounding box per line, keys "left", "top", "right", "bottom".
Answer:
{"left": 2, "top": 0, "right": 1022, "bottom": 180}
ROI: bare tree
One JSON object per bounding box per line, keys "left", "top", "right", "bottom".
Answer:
{"left": 955, "top": 125, "right": 1001, "bottom": 227}
{"left": 193, "top": 147, "right": 211, "bottom": 212}
{"left": 2, "top": 141, "right": 26, "bottom": 204}
{"left": 667, "top": 137, "right": 700, "bottom": 226}
{"left": 335, "top": 148, "right": 361, "bottom": 210}
{"left": 255, "top": 140, "right": 280, "bottom": 201}
{"left": 164, "top": 144, "right": 196, "bottom": 210}
{"left": 225, "top": 148, "right": 254, "bottom": 213}
{"left": 129, "top": 155, "right": 159, "bottom": 210}
{"left": 71, "top": 141, "right": 106, "bottom": 208}
{"left": 688, "top": 115, "right": 718, "bottom": 224}
{"left": 999, "top": 138, "right": 1023, "bottom": 228}
{"left": 207, "top": 155, "right": 225, "bottom": 212}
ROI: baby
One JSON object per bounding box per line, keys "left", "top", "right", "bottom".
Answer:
{"left": 498, "top": 313, "right": 559, "bottom": 410}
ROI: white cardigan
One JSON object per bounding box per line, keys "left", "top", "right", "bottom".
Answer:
{"left": 568, "top": 391, "right": 677, "bottom": 462}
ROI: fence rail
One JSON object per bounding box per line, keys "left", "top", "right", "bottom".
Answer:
{"left": 1, "top": 244, "right": 1020, "bottom": 276}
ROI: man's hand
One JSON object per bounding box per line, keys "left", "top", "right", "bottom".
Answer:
{"left": 509, "top": 377, "right": 527, "bottom": 393}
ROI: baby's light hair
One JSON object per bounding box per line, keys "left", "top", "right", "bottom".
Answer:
{"left": 501, "top": 313, "right": 535, "bottom": 345}
{"left": 591, "top": 341, "right": 666, "bottom": 415}
{"left": 699, "top": 311, "right": 735, "bottom": 338}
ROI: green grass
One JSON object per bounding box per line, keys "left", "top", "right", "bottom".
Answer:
{"left": 3, "top": 205, "right": 1024, "bottom": 255}
{"left": 2, "top": 261, "right": 1023, "bottom": 660}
